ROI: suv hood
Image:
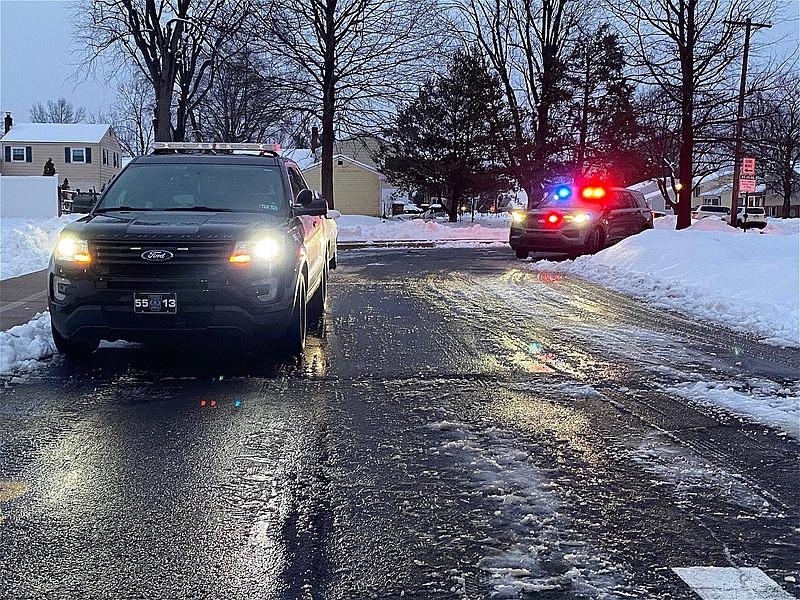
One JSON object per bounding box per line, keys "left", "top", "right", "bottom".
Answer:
{"left": 64, "top": 211, "right": 290, "bottom": 241}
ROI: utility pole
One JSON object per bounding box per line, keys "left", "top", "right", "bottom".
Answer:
{"left": 727, "top": 18, "right": 771, "bottom": 228}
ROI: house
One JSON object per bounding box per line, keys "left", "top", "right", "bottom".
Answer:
{"left": 0, "top": 114, "right": 123, "bottom": 193}
{"left": 630, "top": 168, "right": 799, "bottom": 217}
{"left": 302, "top": 154, "right": 385, "bottom": 216}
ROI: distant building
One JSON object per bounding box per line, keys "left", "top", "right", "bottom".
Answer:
{"left": 0, "top": 115, "right": 123, "bottom": 193}
{"left": 630, "top": 169, "right": 798, "bottom": 218}
{"left": 302, "top": 154, "right": 385, "bottom": 216}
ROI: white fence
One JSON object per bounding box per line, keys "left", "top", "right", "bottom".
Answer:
{"left": 0, "top": 175, "right": 59, "bottom": 218}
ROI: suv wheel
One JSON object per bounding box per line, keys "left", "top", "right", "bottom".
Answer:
{"left": 282, "top": 277, "right": 307, "bottom": 356}
{"left": 583, "top": 228, "right": 603, "bottom": 255}
{"left": 51, "top": 324, "right": 99, "bottom": 357}
{"left": 515, "top": 248, "right": 529, "bottom": 259}
{"left": 308, "top": 265, "right": 328, "bottom": 330}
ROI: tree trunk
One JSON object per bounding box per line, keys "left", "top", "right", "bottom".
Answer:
{"left": 320, "top": 1, "right": 337, "bottom": 210}
{"left": 577, "top": 54, "right": 591, "bottom": 175}
{"left": 783, "top": 172, "right": 792, "bottom": 218}
{"left": 154, "top": 79, "right": 173, "bottom": 142}
{"left": 675, "top": 0, "right": 694, "bottom": 230}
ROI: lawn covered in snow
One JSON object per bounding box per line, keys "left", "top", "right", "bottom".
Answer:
{"left": 336, "top": 213, "right": 510, "bottom": 243}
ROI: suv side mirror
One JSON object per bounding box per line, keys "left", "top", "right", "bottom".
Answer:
{"left": 295, "top": 191, "right": 328, "bottom": 216}
{"left": 296, "top": 189, "right": 314, "bottom": 206}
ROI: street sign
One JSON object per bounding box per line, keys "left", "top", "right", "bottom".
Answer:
{"left": 740, "top": 178, "right": 756, "bottom": 193}
{"left": 742, "top": 157, "right": 756, "bottom": 174}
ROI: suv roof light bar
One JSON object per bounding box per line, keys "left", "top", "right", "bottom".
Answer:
{"left": 150, "top": 142, "right": 281, "bottom": 153}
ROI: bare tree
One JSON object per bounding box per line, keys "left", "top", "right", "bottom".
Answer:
{"left": 30, "top": 97, "right": 87, "bottom": 123}
{"left": 456, "top": 0, "right": 583, "bottom": 206}
{"left": 745, "top": 72, "right": 800, "bottom": 218}
{"left": 611, "top": 0, "right": 776, "bottom": 229}
{"left": 77, "top": 0, "right": 250, "bottom": 142}
{"left": 252, "top": 0, "right": 444, "bottom": 209}
{"left": 110, "top": 73, "right": 156, "bottom": 156}
{"left": 194, "top": 39, "right": 300, "bottom": 143}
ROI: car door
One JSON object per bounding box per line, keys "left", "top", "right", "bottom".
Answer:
{"left": 605, "top": 191, "right": 634, "bottom": 244}
{"left": 288, "top": 166, "right": 324, "bottom": 287}
{"left": 629, "top": 191, "right": 652, "bottom": 231}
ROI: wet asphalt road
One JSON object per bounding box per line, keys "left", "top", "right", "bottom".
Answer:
{"left": 0, "top": 247, "right": 798, "bottom": 599}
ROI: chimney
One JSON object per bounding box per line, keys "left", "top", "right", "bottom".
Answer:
{"left": 311, "top": 126, "right": 319, "bottom": 152}
{"left": 4, "top": 113, "right": 12, "bottom": 135}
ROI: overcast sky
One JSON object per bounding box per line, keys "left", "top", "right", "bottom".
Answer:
{"left": 1, "top": 0, "right": 798, "bottom": 125}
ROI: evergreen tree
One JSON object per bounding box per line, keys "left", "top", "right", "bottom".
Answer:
{"left": 567, "top": 25, "right": 647, "bottom": 184}
{"left": 381, "top": 47, "right": 513, "bottom": 222}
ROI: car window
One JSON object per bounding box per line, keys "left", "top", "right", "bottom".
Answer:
{"left": 96, "top": 164, "right": 289, "bottom": 214}
{"left": 609, "top": 191, "right": 636, "bottom": 210}
{"left": 287, "top": 166, "right": 307, "bottom": 199}
{"left": 630, "top": 191, "right": 648, "bottom": 208}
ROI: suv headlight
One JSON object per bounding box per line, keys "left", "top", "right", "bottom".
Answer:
{"left": 56, "top": 236, "right": 91, "bottom": 264}
{"left": 229, "top": 237, "right": 282, "bottom": 264}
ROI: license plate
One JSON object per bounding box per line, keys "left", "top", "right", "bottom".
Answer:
{"left": 133, "top": 293, "right": 177, "bottom": 314}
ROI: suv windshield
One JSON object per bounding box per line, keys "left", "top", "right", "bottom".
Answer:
{"left": 96, "top": 163, "right": 288, "bottom": 214}
{"left": 701, "top": 206, "right": 728, "bottom": 213}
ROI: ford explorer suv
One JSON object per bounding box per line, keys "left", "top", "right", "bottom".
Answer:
{"left": 48, "top": 142, "right": 337, "bottom": 357}
{"left": 509, "top": 184, "right": 653, "bottom": 259}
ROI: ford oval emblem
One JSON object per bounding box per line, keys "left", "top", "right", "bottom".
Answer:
{"left": 141, "top": 250, "right": 174, "bottom": 261}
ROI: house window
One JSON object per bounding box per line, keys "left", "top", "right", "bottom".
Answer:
{"left": 4, "top": 146, "right": 31, "bottom": 162}
{"left": 113, "top": 152, "right": 118, "bottom": 168}
{"left": 103, "top": 149, "right": 108, "bottom": 165}
{"left": 72, "top": 148, "right": 86, "bottom": 163}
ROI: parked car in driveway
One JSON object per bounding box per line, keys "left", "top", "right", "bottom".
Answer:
{"left": 509, "top": 184, "right": 653, "bottom": 259}
{"left": 691, "top": 205, "right": 730, "bottom": 220}
{"left": 49, "top": 142, "right": 337, "bottom": 358}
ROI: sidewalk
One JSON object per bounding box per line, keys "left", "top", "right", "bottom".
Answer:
{"left": 0, "top": 269, "right": 48, "bottom": 330}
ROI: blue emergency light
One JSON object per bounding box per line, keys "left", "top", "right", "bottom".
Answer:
{"left": 555, "top": 185, "right": 571, "bottom": 199}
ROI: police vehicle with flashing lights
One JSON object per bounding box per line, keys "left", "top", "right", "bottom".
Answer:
{"left": 48, "top": 142, "right": 338, "bottom": 357}
{"left": 509, "top": 183, "right": 653, "bottom": 259}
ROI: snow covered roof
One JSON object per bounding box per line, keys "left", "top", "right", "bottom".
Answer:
{"left": 303, "top": 154, "right": 384, "bottom": 176}
{"left": 1, "top": 123, "right": 112, "bottom": 144}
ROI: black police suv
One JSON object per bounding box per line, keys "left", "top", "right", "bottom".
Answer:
{"left": 48, "top": 143, "right": 337, "bottom": 357}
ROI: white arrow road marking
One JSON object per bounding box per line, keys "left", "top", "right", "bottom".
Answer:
{"left": 673, "top": 567, "right": 794, "bottom": 599}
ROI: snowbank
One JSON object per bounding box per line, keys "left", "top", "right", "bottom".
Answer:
{"left": 529, "top": 218, "right": 800, "bottom": 347}
{"left": 336, "top": 214, "right": 510, "bottom": 243}
{"left": 0, "top": 312, "right": 56, "bottom": 376}
{"left": 0, "top": 214, "right": 80, "bottom": 280}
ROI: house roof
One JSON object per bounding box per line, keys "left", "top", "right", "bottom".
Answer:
{"left": 1, "top": 123, "right": 112, "bottom": 144}
{"left": 302, "top": 154, "right": 384, "bottom": 176}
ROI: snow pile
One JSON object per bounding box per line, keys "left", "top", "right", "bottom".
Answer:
{"left": 1, "top": 214, "right": 80, "bottom": 280}
{"left": 0, "top": 312, "right": 56, "bottom": 376}
{"left": 336, "top": 214, "right": 510, "bottom": 243}
{"left": 529, "top": 219, "right": 800, "bottom": 347}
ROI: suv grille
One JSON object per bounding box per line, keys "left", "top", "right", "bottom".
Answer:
{"left": 90, "top": 240, "right": 233, "bottom": 279}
